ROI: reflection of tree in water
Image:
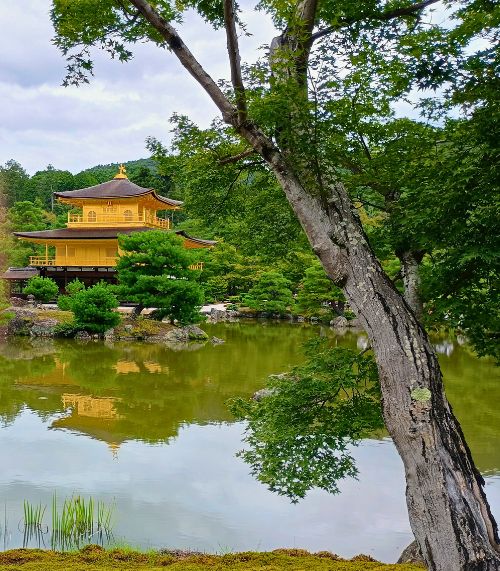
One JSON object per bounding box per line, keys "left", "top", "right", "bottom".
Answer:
{"left": 0, "top": 343, "right": 61, "bottom": 425}
{"left": 438, "top": 346, "right": 500, "bottom": 475}
{"left": 0, "top": 326, "right": 498, "bottom": 473}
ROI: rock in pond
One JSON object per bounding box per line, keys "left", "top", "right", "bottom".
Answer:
{"left": 163, "top": 325, "right": 209, "bottom": 344}
{"left": 74, "top": 331, "right": 91, "bottom": 341}
{"left": 185, "top": 325, "right": 209, "bottom": 340}
{"left": 331, "top": 316, "right": 349, "bottom": 328}
{"left": 30, "top": 319, "right": 59, "bottom": 338}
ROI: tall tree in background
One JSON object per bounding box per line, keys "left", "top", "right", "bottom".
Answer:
{"left": 0, "top": 160, "right": 30, "bottom": 206}
{"left": 51, "top": 1, "right": 500, "bottom": 568}
{"left": 7, "top": 201, "right": 56, "bottom": 266}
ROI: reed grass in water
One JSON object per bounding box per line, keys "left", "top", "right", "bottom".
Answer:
{"left": 23, "top": 501, "right": 46, "bottom": 527}
{"left": 22, "top": 493, "right": 114, "bottom": 550}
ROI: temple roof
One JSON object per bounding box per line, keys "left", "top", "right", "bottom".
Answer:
{"left": 2, "top": 267, "right": 39, "bottom": 280}
{"left": 54, "top": 178, "right": 183, "bottom": 208}
{"left": 14, "top": 227, "right": 217, "bottom": 246}
{"left": 175, "top": 230, "right": 217, "bottom": 247}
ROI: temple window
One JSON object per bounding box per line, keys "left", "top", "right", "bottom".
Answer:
{"left": 88, "top": 210, "right": 97, "bottom": 222}
{"left": 123, "top": 209, "right": 133, "bottom": 221}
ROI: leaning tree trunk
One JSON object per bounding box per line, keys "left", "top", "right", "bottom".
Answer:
{"left": 267, "top": 165, "right": 500, "bottom": 570}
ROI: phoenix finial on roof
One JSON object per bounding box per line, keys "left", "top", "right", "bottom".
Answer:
{"left": 114, "top": 164, "right": 128, "bottom": 179}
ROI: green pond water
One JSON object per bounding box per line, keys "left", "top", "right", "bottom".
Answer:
{"left": 0, "top": 321, "right": 498, "bottom": 562}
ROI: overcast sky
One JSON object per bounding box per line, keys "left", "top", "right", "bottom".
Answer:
{"left": 0, "top": 2, "right": 276, "bottom": 174}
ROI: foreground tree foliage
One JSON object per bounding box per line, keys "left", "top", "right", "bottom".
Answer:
{"left": 230, "top": 339, "right": 382, "bottom": 500}
{"left": 116, "top": 231, "right": 204, "bottom": 323}
{"left": 51, "top": 0, "right": 500, "bottom": 568}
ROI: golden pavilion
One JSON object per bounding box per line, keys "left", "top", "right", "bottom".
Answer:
{"left": 4, "top": 165, "right": 215, "bottom": 292}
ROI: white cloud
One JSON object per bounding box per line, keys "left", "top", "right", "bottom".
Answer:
{"left": 0, "top": 1, "right": 277, "bottom": 174}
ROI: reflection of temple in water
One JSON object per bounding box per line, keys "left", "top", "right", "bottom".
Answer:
{"left": 62, "top": 394, "right": 122, "bottom": 419}
{"left": 2, "top": 326, "right": 500, "bottom": 474}
{"left": 51, "top": 394, "right": 124, "bottom": 455}
{"left": 114, "top": 360, "right": 166, "bottom": 374}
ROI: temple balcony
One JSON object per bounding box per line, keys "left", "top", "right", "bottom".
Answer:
{"left": 30, "top": 256, "right": 117, "bottom": 267}
{"left": 29, "top": 256, "right": 204, "bottom": 270}
{"left": 67, "top": 213, "right": 171, "bottom": 229}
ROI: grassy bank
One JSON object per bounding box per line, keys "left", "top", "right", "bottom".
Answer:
{"left": 0, "top": 547, "right": 425, "bottom": 570}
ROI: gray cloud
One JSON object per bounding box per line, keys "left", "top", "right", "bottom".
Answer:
{"left": 0, "top": 1, "right": 276, "bottom": 174}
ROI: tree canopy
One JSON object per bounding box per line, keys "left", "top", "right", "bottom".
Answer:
{"left": 116, "top": 231, "right": 204, "bottom": 323}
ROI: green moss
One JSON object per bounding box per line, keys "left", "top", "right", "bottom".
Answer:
{"left": 0, "top": 547, "right": 426, "bottom": 570}
{"left": 0, "top": 310, "right": 15, "bottom": 325}
{"left": 114, "top": 316, "right": 174, "bottom": 339}
{"left": 411, "top": 388, "right": 432, "bottom": 402}
{"left": 37, "top": 310, "right": 73, "bottom": 323}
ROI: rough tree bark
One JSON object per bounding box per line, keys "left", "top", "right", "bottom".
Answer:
{"left": 127, "top": 1, "right": 500, "bottom": 568}
{"left": 398, "top": 250, "right": 425, "bottom": 320}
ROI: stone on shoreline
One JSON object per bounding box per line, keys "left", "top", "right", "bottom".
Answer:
{"left": 74, "top": 331, "right": 91, "bottom": 341}
{"left": 163, "top": 324, "right": 209, "bottom": 344}
{"left": 30, "top": 319, "right": 59, "bottom": 338}
{"left": 397, "top": 540, "right": 425, "bottom": 565}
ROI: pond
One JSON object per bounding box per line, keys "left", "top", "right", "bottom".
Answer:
{"left": 0, "top": 321, "right": 498, "bottom": 562}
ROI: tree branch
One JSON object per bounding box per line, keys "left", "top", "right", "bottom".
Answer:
{"left": 218, "top": 148, "right": 256, "bottom": 165}
{"left": 353, "top": 197, "right": 388, "bottom": 212}
{"left": 293, "top": 0, "right": 319, "bottom": 81}
{"left": 208, "top": 164, "right": 248, "bottom": 221}
{"left": 310, "top": 0, "right": 440, "bottom": 43}
{"left": 127, "top": 1, "right": 285, "bottom": 169}
{"left": 125, "top": 0, "right": 347, "bottom": 282}
{"left": 223, "top": 0, "right": 248, "bottom": 124}
{"left": 129, "top": 0, "right": 236, "bottom": 123}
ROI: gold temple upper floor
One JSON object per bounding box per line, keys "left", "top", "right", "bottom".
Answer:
{"left": 66, "top": 211, "right": 171, "bottom": 229}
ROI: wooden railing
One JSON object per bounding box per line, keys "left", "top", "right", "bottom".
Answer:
{"left": 188, "top": 262, "right": 204, "bottom": 271}
{"left": 67, "top": 213, "right": 171, "bottom": 229}
{"left": 30, "top": 256, "right": 116, "bottom": 267}
{"left": 30, "top": 256, "right": 57, "bottom": 266}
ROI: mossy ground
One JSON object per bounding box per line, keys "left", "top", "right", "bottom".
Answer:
{"left": 37, "top": 309, "right": 73, "bottom": 323}
{"left": 0, "top": 547, "right": 425, "bottom": 570}
{"left": 114, "top": 316, "right": 174, "bottom": 338}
